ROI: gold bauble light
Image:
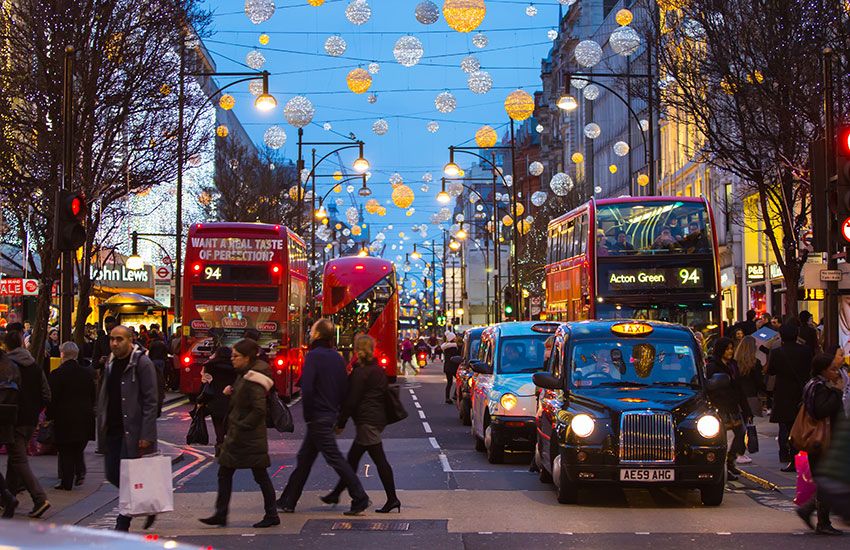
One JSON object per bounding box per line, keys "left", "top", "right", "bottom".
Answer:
{"left": 219, "top": 94, "right": 236, "bottom": 110}
{"left": 512, "top": 202, "right": 525, "bottom": 217}
{"left": 346, "top": 68, "right": 372, "bottom": 94}
{"left": 378, "top": 206, "right": 387, "bottom": 216}
{"left": 366, "top": 198, "right": 381, "bottom": 214}
{"left": 288, "top": 186, "right": 304, "bottom": 201}
{"left": 392, "top": 184, "right": 415, "bottom": 209}
{"left": 160, "top": 83, "right": 171, "bottom": 96}
{"left": 637, "top": 174, "right": 650, "bottom": 187}
{"left": 442, "top": 0, "right": 487, "bottom": 33}
{"left": 333, "top": 171, "right": 343, "bottom": 181}
{"left": 216, "top": 124, "right": 229, "bottom": 138}
{"left": 333, "top": 184, "right": 342, "bottom": 193}
{"left": 475, "top": 125, "right": 498, "bottom": 148}
{"left": 502, "top": 214, "right": 513, "bottom": 226}
{"left": 518, "top": 219, "right": 531, "bottom": 235}
{"left": 351, "top": 225, "right": 362, "bottom": 236}
{"left": 609, "top": 164, "right": 618, "bottom": 174}
{"left": 308, "top": 0, "right": 325, "bottom": 6}
{"left": 571, "top": 152, "right": 584, "bottom": 163}
{"left": 259, "top": 33, "right": 270, "bottom": 45}
{"left": 504, "top": 89, "right": 535, "bottom": 121}
{"left": 615, "top": 8, "right": 633, "bottom": 26}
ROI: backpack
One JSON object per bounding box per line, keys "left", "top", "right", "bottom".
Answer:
{"left": 0, "top": 378, "right": 20, "bottom": 427}
{"left": 266, "top": 391, "right": 294, "bottom": 433}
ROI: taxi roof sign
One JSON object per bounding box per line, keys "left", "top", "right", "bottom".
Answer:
{"left": 530, "top": 322, "right": 560, "bottom": 334}
{"left": 611, "top": 322, "right": 654, "bottom": 336}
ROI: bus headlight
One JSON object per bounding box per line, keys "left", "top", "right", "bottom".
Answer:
{"left": 500, "top": 393, "right": 518, "bottom": 411}
{"left": 697, "top": 415, "right": 721, "bottom": 438}
{"left": 570, "top": 414, "right": 595, "bottom": 438}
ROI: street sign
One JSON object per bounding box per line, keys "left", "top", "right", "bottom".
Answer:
{"left": 162, "top": 256, "right": 172, "bottom": 266}
{"left": 820, "top": 269, "right": 843, "bottom": 282}
{"left": 155, "top": 266, "right": 171, "bottom": 280}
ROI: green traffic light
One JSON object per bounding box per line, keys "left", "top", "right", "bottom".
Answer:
{"left": 504, "top": 305, "right": 514, "bottom": 314}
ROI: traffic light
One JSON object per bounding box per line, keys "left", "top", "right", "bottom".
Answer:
{"left": 55, "top": 189, "right": 86, "bottom": 251}
{"left": 504, "top": 303, "right": 514, "bottom": 316}
{"left": 503, "top": 287, "right": 515, "bottom": 319}
{"left": 835, "top": 126, "right": 850, "bottom": 243}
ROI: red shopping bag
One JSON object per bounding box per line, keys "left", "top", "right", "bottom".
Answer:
{"left": 794, "top": 451, "right": 816, "bottom": 506}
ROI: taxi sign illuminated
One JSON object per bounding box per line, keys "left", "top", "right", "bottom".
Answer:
{"left": 611, "top": 322, "right": 654, "bottom": 336}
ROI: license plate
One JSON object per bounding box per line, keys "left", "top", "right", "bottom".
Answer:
{"left": 620, "top": 468, "right": 674, "bottom": 482}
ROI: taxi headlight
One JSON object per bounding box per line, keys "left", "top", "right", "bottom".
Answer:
{"left": 570, "top": 413, "right": 595, "bottom": 438}
{"left": 500, "top": 393, "right": 518, "bottom": 411}
{"left": 697, "top": 414, "right": 721, "bottom": 438}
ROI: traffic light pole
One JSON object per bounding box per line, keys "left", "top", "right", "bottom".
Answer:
{"left": 823, "top": 48, "right": 839, "bottom": 352}
{"left": 59, "top": 46, "right": 75, "bottom": 343}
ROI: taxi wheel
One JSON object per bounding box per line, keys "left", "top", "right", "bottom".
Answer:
{"left": 700, "top": 480, "right": 725, "bottom": 506}
{"left": 536, "top": 445, "right": 553, "bottom": 484}
{"left": 485, "top": 426, "right": 504, "bottom": 464}
{"left": 553, "top": 453, "right": 578, "bottom": 504}
{"left": 460, "top": 399, "right": 472, "bottom": 426}
{"left": 472, "top": 413, "right": 486, "bottom": 452}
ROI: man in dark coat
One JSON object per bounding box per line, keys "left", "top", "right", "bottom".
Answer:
{"left": 767, "top": 323, "right": 813, "bottom": 470}
{"left": 277, "top": 319, "right": 370, "bottom": 516}
{"left": 798, "top": 311, "right": 820, "bottom": 355}
{"left": 48, "top": 341, "right": 95, "bottom": 490}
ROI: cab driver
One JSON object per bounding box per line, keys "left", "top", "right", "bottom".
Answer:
{"left": 502, "top": 342, "right": 523, "bottom": 370}
{"left": 579, "top": 350, "right": 622, "bottom": 380}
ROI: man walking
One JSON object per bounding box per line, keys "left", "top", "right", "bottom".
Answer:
{"left": 3, "top": 329, "right": 50, "bottom": 518}
{"left": 97, "top": 325, "right": 159, "bottom": 531}
{"left": 277, "top": 319, "right": 370, "bottom": 516}
{"left": 48, "top": 342, "right": 95, "bottom": 490}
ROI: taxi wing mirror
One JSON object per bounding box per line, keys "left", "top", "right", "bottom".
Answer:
{"left": 705, "top": 372, "right": 731, "bottom": 392}
{"left": 533, "top": 372, "right": 562, "bottom": 390}
{"left": 470, "top": 360, "right": 492, "bottom": 375}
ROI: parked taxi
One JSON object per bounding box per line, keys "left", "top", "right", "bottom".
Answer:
{"left": 470, "top": 321, "right": 559, "bottom": 463}
{"left": 453, "top": 327, "right": 486, "bottom": 426}
{"left": 533, "top": 320, "right": 729, "bottom": 505}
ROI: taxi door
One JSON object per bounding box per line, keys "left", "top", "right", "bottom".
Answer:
{"left": 536, "top": 335, "right": 566, "bottom": 467}
{"left": 471, "top": 333, "right": 495, "bottom": 440}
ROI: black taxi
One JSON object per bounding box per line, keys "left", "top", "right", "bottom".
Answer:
{"left": 453, "top": 327, "right": 486, "bottom": 426}
{"left": 533, "top": 320, "right": 729, "bottom": 506}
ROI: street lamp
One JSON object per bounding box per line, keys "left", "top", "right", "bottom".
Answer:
{"left": 436, "top": 189, "right": 451, "bottom": 204}
{"left": 357, "top": 247, "right": 369, "bottom": 257}
{"left": 556, "top": 93, "right": 578, "bottom": 111}
{"left": 254, "top": 76, "right": 277, "bottom": 111}
{"left": 455, "top": 223, "right": 468, "bottom": 241}
{"left": 443, "top": 160, "right": 461, "bottom": 178}
{"left": 449, "top": 239, "right": 461, "bottom": 252}
{"left": 411, "top": 244, "right": 422, "bottom": 260}
{"left": 125, "top": 253, "right": 144, "bottom": 271}
{"left": 357, "top": 180, "right": 372, "bottom": 196}
{"left": 314, "top": 205, "right": 328, "bottom": 220}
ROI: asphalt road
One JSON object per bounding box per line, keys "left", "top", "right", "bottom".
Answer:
{"left": 74, "top": 361, "right": 848, "bottom": 549}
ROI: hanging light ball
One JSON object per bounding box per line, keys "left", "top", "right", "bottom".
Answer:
{"left": 584, "top": 122, "right": 601, "bottom": 139}
{"left": 613, "top": 141, "right": 630, "bottom": 157}
{"left": 371, "top": 118, "right": 390, "bottom": 135}
{"left": 392, "top": 185, "right": 415, "bottom": 209}
{"left": 346, "top": 68, "right": 372, "bottom": 94}
{"left": 504, "top": 174, "right": 513, "bottom": 187}
{"left": 258, "top": 33, "right": 270, "bottom": 45}
{"left": 367, "top": 93, "right": 378, "bottom": 104}
{"left": 346, "top": 184, "right": 355, "bottom": 193}
{"left": 547, "top": 29, "right": 558, "bottom": 41}
{"left": 435, "top": 91, "right": 457, "bottom": 113}
{"left": 528, "top": 161, "right": 544, "bottom": 176}
{"left": 443, "top": 0, "right": 487, "bottom": 33}
{"left": 308, "top": 0, "right": 325, "bottom": 6}
{"left": 333, "top": 171, "right": 343, "bottom": 181}
{"left": 324, "top": 35, "right": 347, "bottom": 57}
{"left": 245, "top": 0, "right": 275, "bottom": 24}
{"left": 531, "top": 190, "right": 547, "bottom": 206}
{"left": 467, "top": 70, "right": 493, "bottom": 94}
{"left": 284, "top": 96, "right": 315, "bottom": 128}
{"left": 218, "top": 94, "right": 235, "bottom": 110}
{"left": 571, "top": 151, "right": 584, "bottom": 163}
{"left": 447, "top": 182, "right": 464, "bottom": 197}
{"left": 525, "top": 4, "right": 537, "bottom": 17}
{"left": 216, "top": 124, "right": 229, "bottom": 138}
{"left": 263, "top": 125, "right": 287, "bottom": 149}
{"left": 640, "top": 119, "right": 650, "bottom": 132}
{"left": 511, "top": 202, "right": 525, "bottom": 217}
{"left": 246, "top": 50, "right": 266, "bottom": 69}
{"left": 345, "top": 0, "right": 372, "bottom": 25}
{"left": 475, "top": 125, "right": 498, "bottom": 148}
{"left": 504, "top": 89, "right": 535, "bottom": 121}
{"left": 609, "top": 164, "right": 618, "bottom": 174}
{"left": 502, "top": 215, "right": 514, "bottom": 227}
{"left": 583, "top": 84, "right": 600, "bottom": 100}
{"left": 389, "top": 173, "right": 404, "bottom": 186}
{"left": 536, "top": 124, "right": 544, "bottom": 133}
{"left": 571, "top": 77, "right": 589, "bottom": 90}
{"left": 637, "top": 174, "right": 650, "bottom": 187}
{"left": 421, "top": 183, "right": 430, "bottom": 192}
{"left": 427, "top": 121, "right": 440, "bottom": 133}
{"left": 323, "top": 122, "right": 333, "bottom": 131}
{"left": 415, "top": 1, "right": 440, "bottom": 24}
{"left": 460, "top": 55, "right": 480, "bottom": 73}
{"left": 610, "top": 26, "right": 641, "bottom": 56}
{"left": 518, "top": 219, "right": 532, "bottom": 235}
{"left": 393, "top": 35, "right": 424, "bottom": 67}
{"left": 574, "top": 39, "right": 603, "bottom": 67}
{"left": 345, "top": 207, "right": 359, "bottom": 226}
{"left": 422, "top": 172, "right": 433, "bottom": 182}
{"left": 351, "top": 225, "right": 362, "bottom": 236}
{"left": 594, "top": 185, "right": 603, "bottom": 194}
{"left": 550, "top": 173, "right": 574, "bottom": 196}
{"left": 365, "top": 198, "right": 381, "bottom": 214}
{"left": 159, "top": 83, "right": 171, "bottom": 96}
{"left": 472, "top": 32, "right": 488, "bottom": 48}
{"left": 248, "top": 79, "right": 263, "bottom": 96}
{"left": 615, "top": 8, "right": 633, "bottom": 26}
{"left": 367, "top": 62, "right": 380, "bottom": 75}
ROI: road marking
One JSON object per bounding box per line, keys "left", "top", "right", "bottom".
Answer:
{"left": 418, "top": 410, "right": 427, "bottom": 419}
{"left": 422, "top": 421, "right": 432, "bottom": 433}
{"left": 439, "top": 453, "right": 452, "bottom": 472}
{"left": 428, "top": 437, "right": 440, "bottom": 449}
{"left": 635, "top": 532, "right": 650, "bottom": 535}
{"left": 716, "top": 532, "right": 732, "bottom": 535}
{"left": 408, "top": 389, "right": 415, "bottom": 394}
{"left": 412, "top": 395, "right": 418, "bottom": 401}
{"left": 414, "top": 401, "right": 422, "bottom": 409}
{"left": 162, "top": 398, "right": 189, "bottom": 413}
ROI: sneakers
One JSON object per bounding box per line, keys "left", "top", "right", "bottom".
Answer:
{"left": 28, "top": 500, "right": 51, "bottom": 519}
{"left": 736, "top": 455, "right": 753, "bottom": 465}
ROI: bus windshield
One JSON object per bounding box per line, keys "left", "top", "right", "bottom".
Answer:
{"left": 569, "top": 339, "right": 699, "bottom": 389}
{"left": 596, "top": 302, "right": 718, "bottom": 332}
{"left": 332, "top": 273, "right": 395, "bottom": 351}
{"left": 595, "top": 201, "right": 712, "bottom": 256}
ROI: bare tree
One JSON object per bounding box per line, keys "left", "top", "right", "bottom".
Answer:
{"left": 635, "top": 0, "right": 850, "bottom": 315}
{"left": 0, "top": 0, "right": 211, "bottom": 355}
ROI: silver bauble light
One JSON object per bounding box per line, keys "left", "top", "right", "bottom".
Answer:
{"left": 609, "top": 26, "right": 641, "bottom": 56}
{"left": 284, "top": 96, "right": 315, "bottom": 128}
{"left": 246, "top": 50, "right": 266, "bottom": 69}
{"left": 393, "top": 35, "right": 424, "bottom": 67}
{"left": 613, "top": 141, "right": 630, "bottom": 157}
{"left": 435, "top": 91, "right": 457, "bottom": 113}
{"left": 372, "top": 119, "right": 389, "bottom": 135}
{"left": 263, "top": 126, "right": 287, "bottom": 149}
{"left": 415, "top": 1, "right": 440, "bottom": 25}
{"left": 531, "top": 190, "right": 547, "bottom": 206}
{"left": 245, "top": 0, "right": 275, "bottom": 24}
{"left": 528, "top": 161, "right": 544, "bottom": 176}
{"left": 345, "top": 0, "right": 372, "bottom": 25}
{"left": 427, "top": 121, "right": 440, "bottom": 133}
{"left": 324, "top": 35, "right": 347, "bottom": 57}
{"left": 550, "top": 173, "right": 574, "bottom": 196}
{"left": 574, "top": 39, "right": 603, "bottom": 68}
{"left": 584, "top": 122, "right": 601, "bottom": 139}
{"left": 460, "top": 55, "right": 480, "bottom": 73}
{"left": 472, "top": 32, "right": 488, "bottom": 49}
{"left": 467, "top": 70, "right": 493, "bottom": 94}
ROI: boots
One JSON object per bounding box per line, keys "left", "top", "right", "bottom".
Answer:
{"left": 1, "top": 490, "right": 18, "bottom": 519}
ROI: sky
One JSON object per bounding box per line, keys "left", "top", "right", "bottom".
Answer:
{"left": 201, "top": 0, "right": 567, "bottom": 278}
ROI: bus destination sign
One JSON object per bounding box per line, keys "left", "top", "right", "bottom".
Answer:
{"left": 604, "top": 267, "right": 706, "bottom": 292}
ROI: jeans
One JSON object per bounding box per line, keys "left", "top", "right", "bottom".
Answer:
{"left": 57, "top": 441, "right": 88, "bottom": 489}
{"left": 215, "top": 466, "right": 277, "bottom": 519}
{"left": 279, "top": 418, "right": 368, "bottom": 509}
{"left": 328, "top": 440, "right": 397, "bottom": 503}
{"left": 401, "top": 360, "right": 417, "bottom": 376}
{"left": 445, "top": 372, "right": 454, "bottom": 401}
{"left": 104, "top": 434, "right": 134, "bottom": 531}
{"left": 5, "top": 425, "right": 46, "bottom": 505}
{"left": 778, "top": 422, "right": 796, "bottom": 462}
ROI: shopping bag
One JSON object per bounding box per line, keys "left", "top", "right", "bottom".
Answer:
{"left": 186, "top": 406, "right": 209, "bottom": 445}
{"left": 794, "top": 451, "right": 816, "bottom": 506}
{"left": 118, "top": 455, "right": 174, "bottom": 517}
{"left": 266, "top": 391, "right": 294, "bottom": 433}
{"left": 745, "top": 424, "right": 759, "bottom": 454}
{"left": 384, "top": 384, "right": 408, "bottom": 425}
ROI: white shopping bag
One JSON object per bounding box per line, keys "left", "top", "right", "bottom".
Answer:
{"left": 118, "top": 455, "right": 174, "bottom": 517}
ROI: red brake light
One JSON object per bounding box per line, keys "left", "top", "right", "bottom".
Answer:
{"left": 192, "top": 262, "right": 202, "bottom": 272}
{"left": 182, "top": 355, "right": 191, "bottom": 365}
{"left": 355, "top": 264, "right": 365, "bottom": 270}
{"left": 380, "top": 357, "right": 388, "bottom": 365}
{"left": 272, "top": 264, "right": 282, "bottom": 274}
{"left": 276, "top": 357, "right": 285, "bottom": 366}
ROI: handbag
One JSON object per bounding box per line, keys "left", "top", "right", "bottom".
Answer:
{"left": 118, "top": 454, "right": 174, "bottom": 517}
{"left": 266, "top": 391, "right": 294, "bottom": 433}
{"left": 790, "top": 404, "right": 831, "bottom": 453}
{"left": 794, "top": 451, "right": 816, "bottom": 506}
{"left": 36, "top": 419, "right": 54, "bottom": 445}
{"left": 384, "top": 384, "right": 408, "bottom": 425}
{"left": 746, "top": 424, "right": 759, "bottom": 454}
{"left": 186, "top": 406, "right": 209, "bottom": 445}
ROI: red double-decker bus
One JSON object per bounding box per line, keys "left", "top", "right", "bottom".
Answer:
{"left": 545, "top": 197, "right": 721, "bottom": 336}
{"left": 322, "top": 256, "right": 399, "bottom": 380}
{"left": 180, "top": 222, "right": 308, "bottom": 398}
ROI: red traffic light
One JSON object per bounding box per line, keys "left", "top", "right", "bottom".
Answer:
{"left": 842, "top": 217, "right": 850, "bottom": 243}
{"left": 838, "top": 127, "right": 850, "bottom": 157}
{"left": 70, "top": 196, "right": 82, "bottom": 216}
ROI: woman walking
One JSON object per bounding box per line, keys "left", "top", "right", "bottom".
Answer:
{"left": 199, "top": 347, "right": 237, "bottom": 456}
{"left": 796, "top": 353, "right": 845, "bottom": 536}
{"left": 320, "top": 335, "right": 400, "bottom": 513}
{"left": 0, "top": 350, "right": 20, "bottom": 518}
{"left": 441, "top": 332, "right": 461, "bottom": 404}
{"left": 734, "top": 335, "right": 765, "bottom": 465}
{"left": 199, "top": 339, "right": 279, "bottom": 528}
{"left": 706, "top": 337, "right": 752, "bottom": 481}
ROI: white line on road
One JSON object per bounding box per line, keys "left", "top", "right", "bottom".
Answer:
{"left": 422, "top": 421, "right": 432, "bottom": 433}
{"left": 412, "top": 395, "right": 418, "bottom": 401}
{"left": 414, "top": 401, "right": 422, "bottom": 409}
{"left": 418, "top": 410, "right": 427, "bottom": 419}
{"left": 429, "top": 437, "right": 440, "bottom": 449}
{"left": 439, "top": 453, "right": 451, "bottom": 472}
{"left": 162, "top": 398, "right": 189, "bottom": 413}
{"left": 408, "top": 389, "right": 415, "bottom": 394}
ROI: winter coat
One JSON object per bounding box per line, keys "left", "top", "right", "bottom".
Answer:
{"left": 738, "top": 360, "right": 765, "bottom": 399}
{"left": 6, "top": 347, "right": 50, "bottom": 427}
{"left": 767, "top": 342, "right": 812, "bottom": 423}
{"left": 48, "top": 359, "right": 96, "bottom": 444}
{"left": 338, "top": 359, "right": 388, "bottom": 430}
{"left": 201, "top": 356, "right": 237, "bottom": 421}
{"left": 442, "top": 342, "right": 461, "bottom": 376}
{"left": 799, "top": 324, "right": 820, "bottom": 355}
{"left": 706, "top": 357, "right": 752, "bottom": 419}
{"left": 400, "top": 341, "right": 414, "bottom": 361}
{"left": 0, "top": 356, "right": 21, "bottom": 444}
{"left": 218, "top": 361, "right": 274, "bottom": 469}
{"left": 300, "top": 340, "right": 348, "bottom": 422}
{"left": 96, "top": 346, "right": 159, "bottom": 457}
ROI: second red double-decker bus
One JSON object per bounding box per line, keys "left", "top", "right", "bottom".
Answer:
{"left": 180, "top": 222, "right": 308, "bottom": 398}
{"left": 545, "top": 196, "right": 721, "bottom": 335}
{"left": 322, "top": 256, "right": 399, "bottom": 379}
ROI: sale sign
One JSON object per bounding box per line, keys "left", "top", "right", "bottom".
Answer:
{"left": 0, "top": 278, "right": 39, "bottom": 296}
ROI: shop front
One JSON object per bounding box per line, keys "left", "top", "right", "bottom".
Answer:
{"left": 0, "top": 277, "right": 40, "bottom": 328}
{"left": 88, "top": 261, "right": 172, "bottom": 327}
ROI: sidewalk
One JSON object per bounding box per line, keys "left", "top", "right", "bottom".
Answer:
{"left": 0, "top": 392, "right": 186, "bottom": 525}
{"left": 734, "top": 415, "right": 798, "bottom": 501}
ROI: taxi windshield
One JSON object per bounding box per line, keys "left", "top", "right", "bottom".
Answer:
{"left": 498, "top": 335, "right": 550, "bottom": 374}
{"left": 467, "top": 337, "right": 481, "bottom": 360}
{"left": 568, "top": 339, "right": 699, "bottom": 389}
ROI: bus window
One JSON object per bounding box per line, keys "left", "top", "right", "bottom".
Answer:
{"left": 288, "top": 278, "right": 306, "bottom": 349}
{"left": 564, "top": 221, "right": 575, "bottom": 259}
{"left": 595, "top": 201, "right": 713, "bottom": 255}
